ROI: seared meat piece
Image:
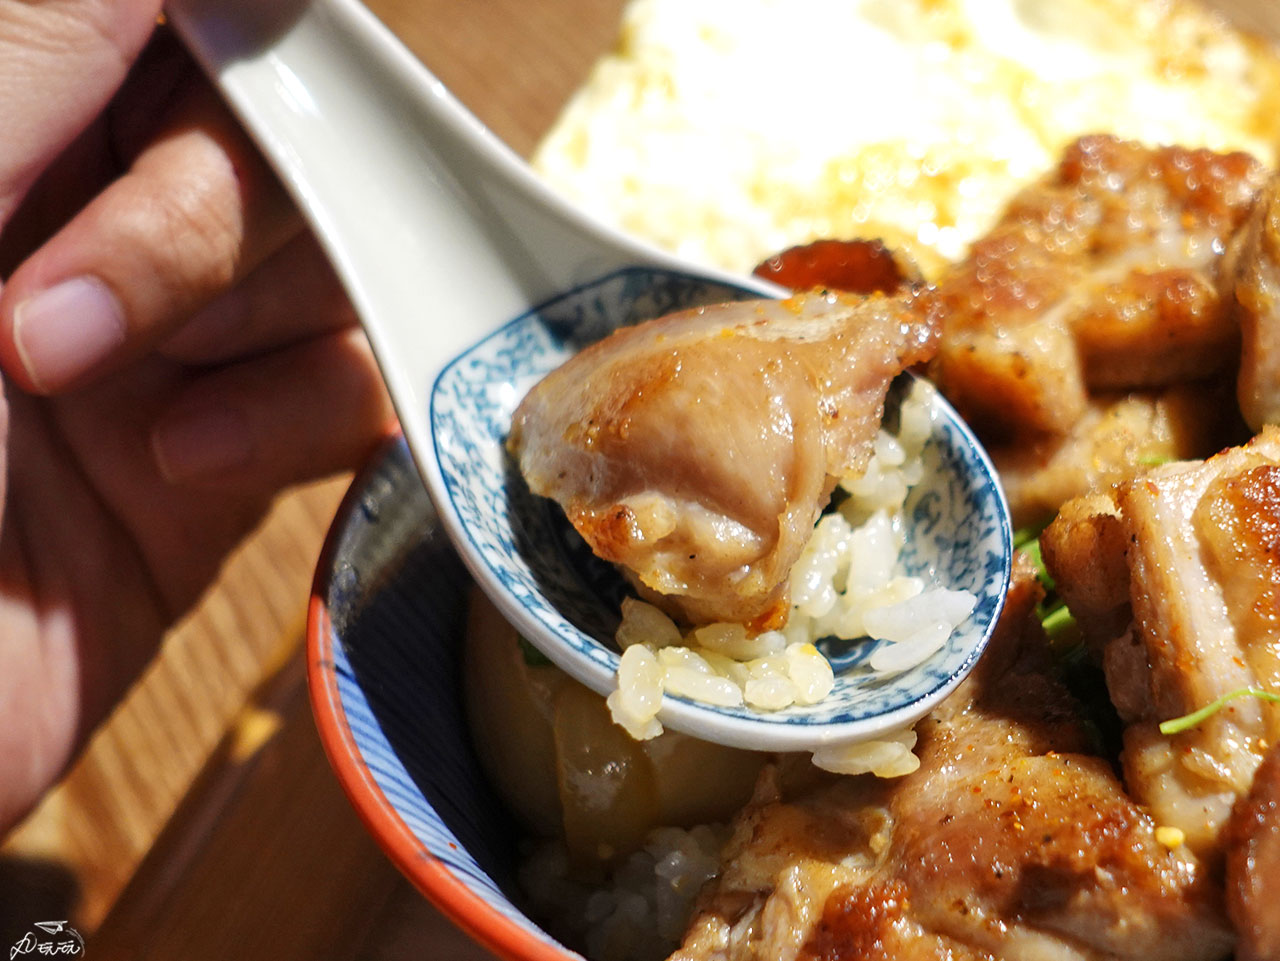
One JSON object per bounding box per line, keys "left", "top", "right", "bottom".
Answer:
{"left": 672, "top": 765, "right": 893, "bottom": 961}
{"left": 990, "top": 383, "right": 1234, "bottom": 529}
{"left": 1037, "top": 493, "right": 1132, "bottom": 671}
{"left": 1041, "top": 428, "right": 1280, "bottom": 855}
{"left": 508, "top": 290, "right": 938, "bottom": 628}
{"left": 752, "top": 239, "right": 921, "bottom": 296}
{"left": 671, "top": 556, "right": 1232, "bottom": 961}
{"left": 1227, "top": 741, "right": 1280, "bottom": 961}
{"left": 931, "top": 135, "right": 1266, "bottom": 441}
{"left": 1236, "top": 174, "right": 1280, "bottom": 431}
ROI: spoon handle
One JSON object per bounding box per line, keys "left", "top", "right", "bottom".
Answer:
{"left": 165, "top": 0, "right": 682, "bottom": 449}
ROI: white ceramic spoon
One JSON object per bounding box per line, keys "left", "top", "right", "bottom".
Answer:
{"left": 167, "top": 0, "right": 1012, "bottom": 751}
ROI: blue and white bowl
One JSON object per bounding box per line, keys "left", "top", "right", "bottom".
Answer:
{"left": 309, "top": 269, "right": 1012, "bottom": 958}
{"left": 310, "top": 434, "right": 579, "bottom": 961}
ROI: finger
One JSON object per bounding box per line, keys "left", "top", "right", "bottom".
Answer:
{"left": 0, "top": 0, "right": 164, "bottom": 219}
{"left": 0, "top": 381, "right": 170, "bottom": 830}
{"left": 0, "top": 28, "right": 193, "bottom": 281}
{"left": 161, "top": 232, "right": 358, "bottom": 366}
{"left": 107, "top": 23, "right": 202, "bottom": 168}
{"left": 149, "top": 329, "right": 396, "bottom": 488}
{"left": 0, "top": 75, "right": 300, "bottom": 394}
{"left": 0, "top": 118, "right": 116, "bottom": 277}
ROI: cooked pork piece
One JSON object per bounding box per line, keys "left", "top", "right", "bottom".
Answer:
{"left": 507, "top": 290, "right": 939, "bottom": 628}
{"left": 751, "top": 239, "right": 921, "bottom": 296}
{"left": 1037, "top": 492, "right": 1131, "bottom": 661}
{"left": 990, "top": 383, "right": 1235, "bottom": 529}
{"left": 1236, "top": 174, "right": 1280, "bottom": 432}
{"left": 931, "top": 135, "right": 1266, "bottom": 442}
{"left": 1226, "top": 741, "right": 1280, "bottom": 961}
{"left": 1041, "top": 428, "right": 1280, "bottom": 856}
{"left": 671, "top": 556, "right": 1232, "bottom": 961}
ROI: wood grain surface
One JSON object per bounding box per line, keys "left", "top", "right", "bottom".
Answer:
{"left": 0, "top": 0, "right": 624, "bottom": 955}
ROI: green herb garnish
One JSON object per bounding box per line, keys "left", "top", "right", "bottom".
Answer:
{"left": 1024, "top": 539, "right": 1058, "bottom": 595}
{"left": 1040, "top": 602, "right": 1078, "bottom": 647}
{"left": 1159, "top": 688, "right": 1280, "bottom": 735}
{"left": 1014, "top": 523, "right": 1071, "bottom": 644}
{"left": 1013, "top": 525, "right": 1122, "bottom": 757}
{"left": 1013, "top": 524, "right": 1047, "bottom": 550}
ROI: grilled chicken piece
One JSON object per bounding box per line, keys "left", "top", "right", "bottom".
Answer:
{"left": 1227, "top": 741, "right": 1280, "bottom": 961}
{"left": 990, "top": 383, "right": 1235, "bottom": 529}
{"left": 932, "top": 135, "right": 1266, "bottom": 441}
{"left": 1041, "top": 428, "right": 1280, "bottom": 855}
{"left": 671, "top": 556, "right": 1232, "bottom": 961}
{"left": 508, "top": 290, "right": 938, "bottom": 628}
{"left": 1236, "top": 174, "right": 1280, "bottom": 431}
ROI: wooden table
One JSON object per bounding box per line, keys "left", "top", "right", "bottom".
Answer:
{"left": 0, "top": 0, "right": 624, "bottom": 955}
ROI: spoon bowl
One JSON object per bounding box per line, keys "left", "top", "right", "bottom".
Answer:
{"left": 168, "top": 0, "right": 1012, "bottom": 749}
{"left": 437, "top": 266, "right": 1012, "bottom": 750}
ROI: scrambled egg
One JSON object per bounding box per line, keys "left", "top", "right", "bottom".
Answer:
{"left": 533, "top": 0, "right": 1280, "bottom": 276}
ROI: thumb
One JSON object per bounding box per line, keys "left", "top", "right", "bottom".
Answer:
{"left": 0, "top": 0, "right": 164, "bottom": 224}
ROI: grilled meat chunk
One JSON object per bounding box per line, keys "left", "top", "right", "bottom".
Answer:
{"left": 670, "top": 556, "right": 1231, "bottom": 961}
{"left": 1041, "top": 428, "right": 1280, "bottom": 855}
{"left": 1227, "top": 741, "right": 1280, "bottom": 961}
{"left": 1236, "top": 174, "right": 1280, "bottom": 431}
{"left": 752, "top": 239, "right": 921, "bottom": 295}
{"left": 508, "top": 290, "right": 938, "bottom": 628}
{"left": 932, "top": 135, "right": 1266, "bottom": 442}
{"left": 990, "top": 383, "right": 1234, "bottom": 529}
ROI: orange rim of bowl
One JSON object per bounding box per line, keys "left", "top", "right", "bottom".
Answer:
{"left": 306, "top": 434, "right": 575, "bottom": 961}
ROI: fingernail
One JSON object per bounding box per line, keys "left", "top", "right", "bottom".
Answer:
{"left": 13, "top": 276, "right": 127, "bottom": 391}
{"left": 152, "top": 405, "right": 254, "bottom": 483}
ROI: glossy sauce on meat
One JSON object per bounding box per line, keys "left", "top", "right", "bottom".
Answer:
{"left": 508, "top": 290, "right": 938, "bottom": 628}
{"left": 752, "top": 239, "right": 920, "bottom": 295}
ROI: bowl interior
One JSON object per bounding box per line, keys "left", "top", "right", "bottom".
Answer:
{"left": 309, "top": 439, "right": 576, "bottom": 961}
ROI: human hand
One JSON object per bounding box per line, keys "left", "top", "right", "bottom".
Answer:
{"left": 0, "top": 0, "right": 394, "bottom": 829}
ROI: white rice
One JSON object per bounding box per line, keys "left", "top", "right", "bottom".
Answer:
{"left": 811, "top": 727, "right": 922, "bottom": 778}
{"left": 606, "top": 380, "right": 977, "bottom": 774}
{"left": 533, "top": 0, "right": 1280, "bottom": 277}
{"left": 518, "top": 824, "right": 728, "bottom": 961}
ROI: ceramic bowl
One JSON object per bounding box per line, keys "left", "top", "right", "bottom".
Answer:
{"left": 309, "top": 432, "right": 577, "bottom": 961}
{"left": 309, "top": 271, "right": 1011, "bottom": 958}
{"left": 311, "top": 414, "right": 1009, "bottom": 960}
